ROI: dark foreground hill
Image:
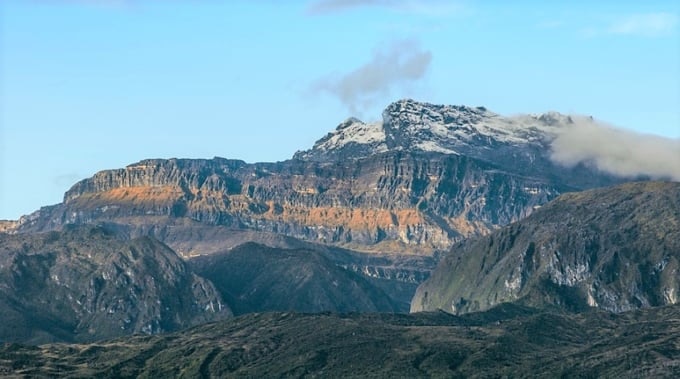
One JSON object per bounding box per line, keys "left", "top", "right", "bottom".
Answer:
{"left": 2, "top": 304, "right": 679, "bottom": 378}
{"left": 412, "top": 181, "right": 680, "bottom": 314}
{"left": 0, "top": 226, "right": 231, "bottom": 344}
{"left": 190, "top": 242, "right": 401, "bottom": 314}
{"left": 0, "top": 227, "right": 428, "bottom": 345}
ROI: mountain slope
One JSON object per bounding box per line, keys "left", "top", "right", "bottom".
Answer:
{"left": 2, "top": 304, "right": 679, "bottom": 377}
{"left": 411, "top": 181, "right": 680, "bottom": 314}
{"left": 190, "top": 242, "right": 401, "bottom": 314}
{"left": 0, "top": 226, "right": 231, "bottom": 343}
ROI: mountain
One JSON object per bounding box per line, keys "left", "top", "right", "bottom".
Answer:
{"left": 0, "top": 99, "right": 639, "bottom": 332}
{"left": 10, "top": 100, "right": 625, "bottom": 258}
{"left": 190, "top": 242, "right": 401, "bottom": 314}
{"left": 2, "top": 304, "right": 679, "bottom": 377}
{"left": 0, "top": 225, "right": 231, "bottom": 344}
{"left": 411, "top": 181, "right": 680, "bottom": 314}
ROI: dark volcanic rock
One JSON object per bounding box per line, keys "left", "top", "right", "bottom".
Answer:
{"left": 0, "top": 226, "right": 231, "bottom": 344}
{"left": 190, "top": 242, "right": 401, "bottom": 314}
{"left": 411, "top": 181, "right": 680, "bottom": 314}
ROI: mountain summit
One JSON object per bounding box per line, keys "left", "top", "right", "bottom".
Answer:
{"left": 296, "top": 99, "right": 580, "bottom": 167}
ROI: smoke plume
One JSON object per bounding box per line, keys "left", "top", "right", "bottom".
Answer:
{"left": 312, "top": 40, "right": 431, "bottom": 114}
{"left": 550, "top": 120, "right": 680, "bottom": 181}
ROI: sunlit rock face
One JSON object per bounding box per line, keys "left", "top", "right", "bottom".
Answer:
{"left": 0, "top": 225, "right": 231, "bottom": 344}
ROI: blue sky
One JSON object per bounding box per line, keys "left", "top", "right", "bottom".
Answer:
{"left": 1, "top": 0, "right": 679, "bottom": 219}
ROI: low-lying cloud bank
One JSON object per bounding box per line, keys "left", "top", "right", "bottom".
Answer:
{"left": 550, "top": 120, "right": 680, "bottom": 181}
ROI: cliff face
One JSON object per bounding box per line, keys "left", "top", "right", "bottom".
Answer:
{"left": 19, "top": 152, "right": 573, "bottom": 255}
{"left": 0, "top": 226, "right": 231, "bottom": 343}
{"left": 13, "top": 101, "right": 626, "bottom": 256}
{"left": 411, "top": 181, "right": 680, "bottom": 314}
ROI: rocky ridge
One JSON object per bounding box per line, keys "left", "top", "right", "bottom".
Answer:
{"left": 411, "top": 181, "right": 680, "bottom": 314}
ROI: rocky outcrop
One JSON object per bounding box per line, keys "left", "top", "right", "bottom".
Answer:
{"left": 411, "top": 181, "right": 680, "bottom": 314}
{"left": 0, "top": 221, "right": 18, "bottom": 234}
{"left": 0, "top": 225, "right": 231, "bottom": 343}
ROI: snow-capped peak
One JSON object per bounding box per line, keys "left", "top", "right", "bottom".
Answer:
{"left": 295, "top": 99, "right": 587, "bottom": 162}
{"left": 321, "top": 117, "right": 387, "bottom": 150}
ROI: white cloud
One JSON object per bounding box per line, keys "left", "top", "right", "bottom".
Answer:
{"left": 311, "top": 40, "right": 432, "bottom": 115}
{"left": 53, "top": 174, "right": 83, "bottom": 188}
{"left": 582, "top": 12, "right": 679, "bottom": 38}
{"left": 608, "top": 12, "right": 678, "bottom": 36}
{"left": 307, "top": 0, "right": 463, "bottom": 16}
{"left": 535, "top": 20, "right": 565, "bottom": 30}
{"left": 550, "top": 120, "right": 680, "bottom": 181}
{"left": 308, "top": 0, "right": 391, "bottom": 13}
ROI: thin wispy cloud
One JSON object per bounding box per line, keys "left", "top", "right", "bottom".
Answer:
{"left": 535, "top": 20, "right": 565, "bottom": 30}
{"left": 308, "top": 0, "right": 390, "bottom": 13}
{"left": 311, "top": 40, "right": 432, "bottom": 115}
{"left": 307, "top": 0, "right": 463, "bottom": 16}
{"left": 550, "top": 120, "right": 680, "bottom": 181}
{"left": 25, "top": 0, "right": 216, "bottom": 6}
{"left": 53, "top": 174, "right": 83, "bottom": 188}
{"left": 581, "top": 12, "right": 678, "bottom": 38}
{"left": 608, "top": 12, "right": 678, "bottom": 36}
{"left": 28, "top": 0, "right": 132, "bottom": 5}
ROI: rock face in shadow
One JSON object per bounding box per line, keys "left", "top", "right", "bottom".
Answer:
{"left": 0, "top": 226, "right": 231, "bottom": 344}
{"left": 190, "top": 242, "right": 401, "bottom": 314}
{"left": 411, "top": 181, "right": 680, "bottom": 314}
{"left": 12, "top": 100, "right": 626, "bottom": 256}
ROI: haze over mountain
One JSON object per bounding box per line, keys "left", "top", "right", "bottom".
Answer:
{"left": 412, "top": 181, "right": 680, "bottom": 314}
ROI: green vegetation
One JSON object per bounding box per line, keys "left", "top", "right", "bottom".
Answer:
{"left": 1, "top": 304, "right": 679, "bottom": 377}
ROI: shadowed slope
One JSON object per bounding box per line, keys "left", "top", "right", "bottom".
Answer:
{"left": 190, "top": 242, "right": 401, "bottom": 314}
{"left": 0, "top": 226, "right": 231, "bottom": 344}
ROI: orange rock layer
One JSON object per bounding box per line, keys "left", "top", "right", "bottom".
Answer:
{"left": 261, "top": 205, "right": 424, "bottom": 229}
{"left": 81, "top": 186, "right": 184, "bottom": 205}
{"left": 74, "top": 185, "right": 435, "bottom": 231}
